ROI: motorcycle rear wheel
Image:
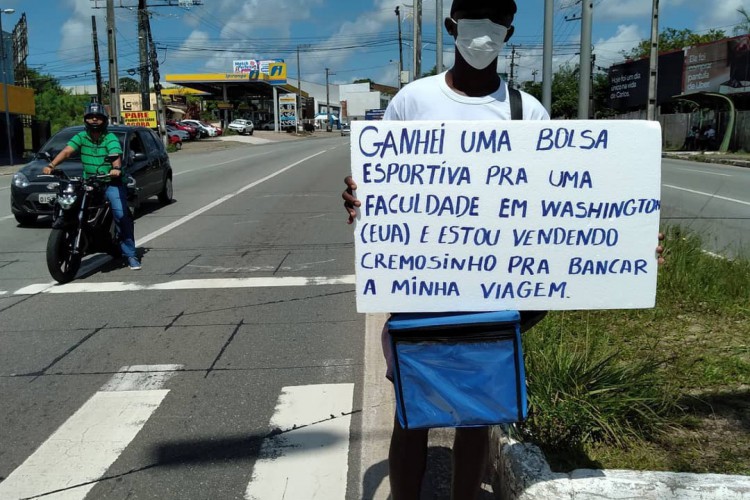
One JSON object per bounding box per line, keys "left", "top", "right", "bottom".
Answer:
{"left": 46, "top": 228, "right": 82, "bottom": 284}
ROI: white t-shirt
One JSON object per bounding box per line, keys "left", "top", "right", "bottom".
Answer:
{"left": 384, "top": 71, "right": 550, "bottom": 121}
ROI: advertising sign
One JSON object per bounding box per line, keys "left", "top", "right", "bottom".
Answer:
{"left": 684, "top": 35, "right": 750, "bottom": 94}
{"left": 608, "top": 51, "right": 684, "bottom": 110}
{"left": 350, "top": 120, "right": 662, "bottom": 313}
{"left": 122, "top": 111, "right": 157, "bottom": 128}
{"left": 279, "top": 94, "right": 297, "bottom": 128}
{"left": 232, "top": 59, "right": 287, "bottom": 84}
{"left": 365, "top": 109, "right": 386, "bottom": 120}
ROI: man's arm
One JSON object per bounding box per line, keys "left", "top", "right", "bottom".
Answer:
{"left": 42, "top": 146, "right": 75, "bottom": 174}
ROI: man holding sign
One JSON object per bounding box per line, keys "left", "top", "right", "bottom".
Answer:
{"left": 343, "top": 0, "right": 663, "bottom": 498}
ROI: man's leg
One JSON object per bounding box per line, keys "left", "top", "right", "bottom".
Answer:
{"left": 388, "top": 415, "right": 428, "bottom": 500}
{"left": 105, "top": 185, "right": 137, "bottom": 259}
{"left": 451, "top": 426, "right": 489, "bottom": 500}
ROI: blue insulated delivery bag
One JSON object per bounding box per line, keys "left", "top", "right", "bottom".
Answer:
{"left": 387, "top": 311, "right": 527, "bottom": 430}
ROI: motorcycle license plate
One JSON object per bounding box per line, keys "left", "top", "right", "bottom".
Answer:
{"left": 38, "top": 193, "right": 57, "bottom": 204}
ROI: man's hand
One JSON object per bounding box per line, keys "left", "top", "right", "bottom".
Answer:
{"left": 342, "top": 175, "right": 360, "bottom": 224}
{"left": 656, "top": 232, "right": 665, "bottom": 265}
{"left": 42, "top": 166, "right": 55, "bottom": 175}
{"left": 109, "top": 168, "right": 122, "bottom": 178}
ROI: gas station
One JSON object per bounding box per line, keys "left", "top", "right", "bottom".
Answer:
{"left": 165, "top": 61, "right": 308, "bottom": 131}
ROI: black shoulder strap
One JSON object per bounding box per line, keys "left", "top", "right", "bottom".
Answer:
{"left": 509, "top": 87, "right": 523, "bottom": 120}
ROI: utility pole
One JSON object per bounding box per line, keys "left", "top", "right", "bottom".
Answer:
{"left": 578, "top": 0, "right": 593, "bottom": 119}
{"left": 413, "top": 0, "right": 421, "bottom": 81}
{"left": 106, "top": 0, "right": 120, "bottom": 123}
{"left": 296, "top": 44, "right": 310, "bottom": 131}
{"left": 395, "top": 6, "right": 404, "bottom": 88}
{"left": 138, "top": 0, "right": 150, "bottom": 111}
{"left": 647, "top": 0, "right": 659, "bottom": 121}
{"left": 145, "top": 11, "right": 166, "bottom": 145}
{"left": 91, "top": 16, "right": 103, "bottom": 104}
{"left": 325, "top": 67, "right": 334, "bottom": 132}
{"left": 542, "top": 0, "right": 553, "bottom": 114}
{"left": 509, "top": 45, "right": 518, "bottom": 89}
{"left": 436, "top": 0, "right": 443, "bottom": 73}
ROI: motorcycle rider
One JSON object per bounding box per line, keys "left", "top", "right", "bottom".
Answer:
{"left": 42, "top": 102, "right": 141, "bottom": 270}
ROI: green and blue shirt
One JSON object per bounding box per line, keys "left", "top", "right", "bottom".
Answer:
{"left": 67, "top": 131, "right": 123, "bottom": 180}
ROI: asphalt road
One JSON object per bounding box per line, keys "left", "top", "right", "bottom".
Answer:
{"left": 0, "top": 136, "right": 375, "bottom": 499}
{"left": 660, "top": 157, "right": 750, "bottom": 259}
{"left": 0, "top": 143, "right": 748, "bottom": 500}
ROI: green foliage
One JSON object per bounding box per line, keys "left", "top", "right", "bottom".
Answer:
{"left": 657, "top": 226, "right": 750, "bottom": 311}
{"left": 519, "top": 317, "right": 677, "bottom": 451}
{"left": 518, "top": 226, "right": 750, "bottom": 473}
{"left": 28, "top": 68, "right": 91, "bottom": 134}
{"left": 624, "top": 28, "right": 726, "bottom": 60}
{"left": 550, "top": 65, "right": 580, "bottom": 118}
{"left": 735, "top": 7, "right": 750, "bottom": 35}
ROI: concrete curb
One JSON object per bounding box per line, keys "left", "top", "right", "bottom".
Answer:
{"left": 489, "top": 428, "right": 750, "bottom": 499}
{"left": 663, "top": 153, "right": 750, "bottom": 169}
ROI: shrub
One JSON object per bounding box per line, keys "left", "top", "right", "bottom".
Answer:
{"left": 518, "top": 318, "right": 677, "bottom": 452}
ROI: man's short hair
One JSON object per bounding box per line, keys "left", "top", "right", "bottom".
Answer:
{"left": 450, "top": 0, "right": 517, "bottom": 17}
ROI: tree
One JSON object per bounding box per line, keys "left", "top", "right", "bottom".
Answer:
{"left": 623, "top": 28, "right": 726, "bottom": 60}
{"left": 735, "top": 7, "right": 750, "bottom": 35}
{"left": 118, "top": 77, "right": 140, "bottom": 93}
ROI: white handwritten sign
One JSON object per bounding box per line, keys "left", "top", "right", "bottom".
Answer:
{"left": 350, "top": 120, "right": 662, "bottom": 313}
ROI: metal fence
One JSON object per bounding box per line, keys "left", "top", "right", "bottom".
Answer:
{"left": 613, "top": 110, "right": 750, "bottom": 152}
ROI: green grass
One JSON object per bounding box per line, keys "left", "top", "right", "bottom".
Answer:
{"left": 518, "top": 226, "right": 750, "bottom": 473}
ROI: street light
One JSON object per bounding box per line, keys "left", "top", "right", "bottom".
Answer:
{"left": 0, "top": 8, "right": 15, "bottom": 167}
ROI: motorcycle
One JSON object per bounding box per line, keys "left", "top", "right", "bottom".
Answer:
{"left": 43, "top": 156, "right": 122, "bottom": 283}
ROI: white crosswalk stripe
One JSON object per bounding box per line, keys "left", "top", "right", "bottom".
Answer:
{"left": 245, "top": 384, "right": 355, "bottom": 500}
{"left": 0, "top": 376, "right": 356, "bottom": 500}
{"left": 12, "top": 275, "right": 356, "bottom": 296}
{"left": 0, "top": 365, "right": 180, "bottom": 500}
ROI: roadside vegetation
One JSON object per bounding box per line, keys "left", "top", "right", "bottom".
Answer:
{"left": 518, "top": 225, "right": 750, "bottom": 474}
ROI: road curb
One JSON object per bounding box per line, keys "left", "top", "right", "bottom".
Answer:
{"left": 663, "top": 153, "right": 750, "bottom": 169}
{"left": 489, "top": 427, "right": 750, "bottom": 499}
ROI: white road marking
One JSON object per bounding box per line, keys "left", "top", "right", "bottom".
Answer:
{"left": 139, "top": 150, "right": 327, "bottom": 246}
{"left": 173, "top": 150, "right": 276, "bottom": 176}
{"left": 663, "top": 184, "right": 750, "bottom": 207}
{"left": 13, "top": 275, "right": 356, "bottom": 295}
{"left": 1, "top": 214, "right": 15, "bottom": 221}
{"left": 245, "top": 384, "right": 354, "bottom": 500}
{"left": 671, "top": 167, "right": 732, "bottom": 177}
{"left": 0, "top": 290, "right": 7, "bottom": 295}
{"left": 0, "top": 364, "right": 180, "bottom": 500}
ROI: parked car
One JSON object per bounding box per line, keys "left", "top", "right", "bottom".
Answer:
{"left": 341, "top": 123, "right": 351, "bottom": 136}
{"left": 258, "top": 120, "right": 276, "bottom": 131}
{"left": 167, "top": 132, "right": 183, "bottom": 150}
{"left": 166, "top": 125, "right": 189, "bottom": 141}
{"left": 167, "top": 120, "right": 199, "bottom": 140}
{"left": 228, "top": 119, "right": 254, "bottom": 135}
{"left": 10, "top": 125, "right": 174, "bottom": 226}
{"left": 181, "top": 119, "right": 217, "bottom": 138}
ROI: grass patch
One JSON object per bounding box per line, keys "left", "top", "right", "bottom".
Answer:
{"left": 519, "top": 225, "right": 750, "bottom": 473}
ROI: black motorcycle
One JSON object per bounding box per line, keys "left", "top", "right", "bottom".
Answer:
{"left": 43, "top": 159, "right": 122, "bottom": 284}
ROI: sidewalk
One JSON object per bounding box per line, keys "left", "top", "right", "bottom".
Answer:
{"left": 663, "top": 151, "right": 750, "bottom": 168}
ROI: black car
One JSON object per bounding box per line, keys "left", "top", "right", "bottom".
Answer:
{"left": 10, "top": 125, "right": 174, "bottom": 225}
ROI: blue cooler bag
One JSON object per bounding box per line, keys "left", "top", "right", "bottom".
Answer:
{"left": 387, "top": 311, "right": 527, "bottom": 430}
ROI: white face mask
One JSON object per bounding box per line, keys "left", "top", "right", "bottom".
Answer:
{"left": 453, "top": 18, "right": 508, "bottom": 70}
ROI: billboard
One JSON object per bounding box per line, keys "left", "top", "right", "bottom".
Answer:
{"left": 684, "top": 35, "right": 750, "bottom": 95}
{"left": 608, "top": 51, "right": 684, "bottom": 111}
{"left": 232, "top": 59, "right": 287, "bottom": 85}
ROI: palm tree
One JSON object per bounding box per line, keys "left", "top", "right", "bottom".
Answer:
{"left": 734, "top": 7, "right": 750, "bottom": 35}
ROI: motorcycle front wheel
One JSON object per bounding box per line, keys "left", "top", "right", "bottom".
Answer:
{"left": 46, "top": 228, "right": 82, "bottom": 284}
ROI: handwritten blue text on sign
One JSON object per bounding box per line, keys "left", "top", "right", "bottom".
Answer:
{"left": 350, "top": 120, "right": 662, "bottom": 313}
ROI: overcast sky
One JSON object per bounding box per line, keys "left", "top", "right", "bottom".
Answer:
{"left": 3, "top": 0, "right": 748, "bottom": 88}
